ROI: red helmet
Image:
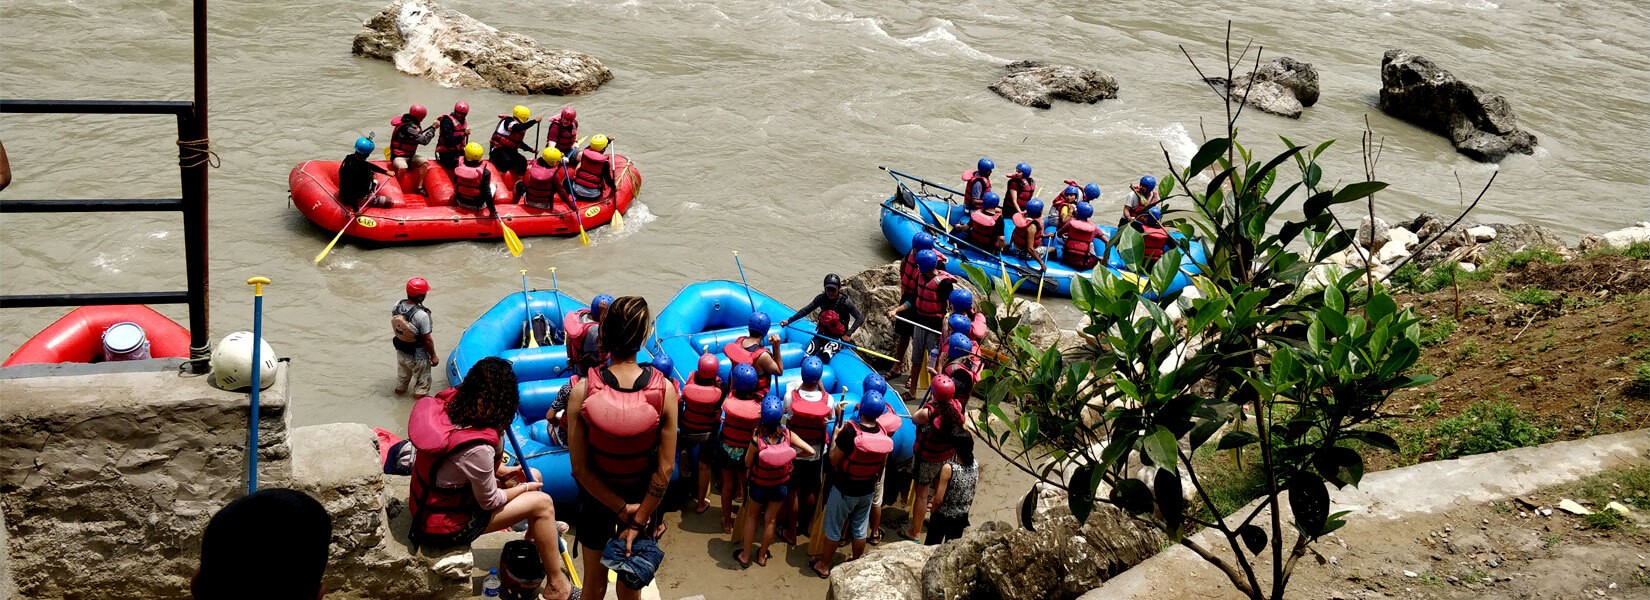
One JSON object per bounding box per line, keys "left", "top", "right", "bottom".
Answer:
{"left": 560, "top": 106, "right": 577, "bottom": 121}
{"left": 452, "top": 101, "right": 469, "bottom": 116}
{"left": 408, "top": 104, "right": 427, "bottom": 120}
{"left": 405, "top": 277, "right": 430, "bottom": 297}
{"left": 695, "top": 353, "right": 719, "bottom": 378}
{"left": 930, "top": 374, "right": 956, "bottom": 401}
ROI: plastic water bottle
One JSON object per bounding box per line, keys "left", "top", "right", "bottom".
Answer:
{"left": 483, "top": 568, "right": 501, "bottom": 597}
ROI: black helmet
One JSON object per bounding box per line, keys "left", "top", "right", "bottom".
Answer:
{"left": 823, "top": 273, "right": 842, "bottom": 290}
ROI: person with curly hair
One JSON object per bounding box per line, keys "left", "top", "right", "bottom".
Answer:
{"left": 567, "top": 296, "right": 679, "bottom": 600}
{"left": 407, "top": 356, "right": 576, "bottom": 600}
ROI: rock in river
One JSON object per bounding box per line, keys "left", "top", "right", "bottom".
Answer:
{"left": 1205, "top": 56, "right": 1320, "bottom": 119}
{"left": 990, "top": 60, "right": 1119, "bottom": 109}
{"left": 353, "top": 0, "right": 613, "bottom": 95}
{"left": 1378, "top": 49, "right": 1536, "bottom": 162}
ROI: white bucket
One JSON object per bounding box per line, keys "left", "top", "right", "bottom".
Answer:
{"left": 102, "top": 321, "right": 151, "bottom": 362}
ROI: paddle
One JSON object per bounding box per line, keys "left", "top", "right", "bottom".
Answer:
{"left": 547, "top": 266, "right": 566, "bottom": 342}
{"left": 606, "top": 139, "right": 624, "bottom": 233}
{"left": 245, "top": 276, "right": 271, "bottom": 493}
{"left": 732, "top": 250, "right": 757, "bottom": 311}
{"left": 520, "top": 270, "right": 539, "bottom": 349}
{"left": 501, "top": 218, "right": 525, "bottom": 257}
{"left": 781, "top": 323, "right": 896, "bottom": 363}
{"left": 564, "top": 161, "right": 591, "bottom": 246}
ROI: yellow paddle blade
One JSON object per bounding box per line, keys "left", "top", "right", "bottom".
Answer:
{"left": 313, "top": 218, "right": 355, "bottom": 264}
{"left": 383, "top": 147, "right": 392, "bottom": 161}
{"left": 501, "top": 221, "right": 525, "bottom": 257}
{"left": 610, "top": 207, "right": 625, "bottom": 232}
{"left": 578, "top": 228, "right": 591, "bottom": 246}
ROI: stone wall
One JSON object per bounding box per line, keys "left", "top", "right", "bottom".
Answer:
{"left": 0, "top": 361, "right": 291, "bottom": 599}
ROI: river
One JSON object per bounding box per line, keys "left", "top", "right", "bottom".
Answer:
{"left": 3, "top": 0, "right": 1647, "bottom": 431}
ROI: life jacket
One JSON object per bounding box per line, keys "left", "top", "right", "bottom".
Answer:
{"left": 453, "top": 162, "right": 486, "bottom": 205}
{"left": 490, "top": 116, "right": 528, "bottom": 151}
{"left": 548, "top": 118, "right": 578, "bottom": 151}
{"left": 787, "top": 387, "right": 833, "bottom": 447}
{"left": 391, "top": 302, "right": 429, "bottom": 354}
{"left": 912, "top": 271, "right": 955, "bottom": 318}
{"left": 1005, "top": 174, "right": 1036, "bottom": 208}
{"left": 916, "top": 396, "right": 965, "bottom": 464}
{"left": 563, "top": 309, "right": 606, "bottom": 370}
{"left": 1011, "top": 212, "right": 1041, "bottom": 253}
{"left": 572, "top": 149, "right": 610, "bottom": 191}
{"left": 748, "top": 429, "right": 797, "bottom": 488}
{"left": 1125, "top": 190, "right": 1160, "bottom": 220}
{"left": 818, "top": 304, "right": 849, "bottom": 338}
{"left": 966, "top": 209, "right": 1002, "bottom": 250}
{"left": 720, "top": 395, "right": 762, "bottom": 450}
{"left": 1142, "top": 225, "right": 1172, "bottom": 261}
{"left": 581, "top": 366, "right": 666, "bottom": 488}
{"left": 407, "top": 389, "right": 501, "bottom": 539}
{"left": 961, "top": 170, "right": 992, "bottom": 210}
{"left": 1061, "top": 220, "right": 1100, "bottom": 270}
{"left": 523, "top": 160, "right": 566, "bottom": 208}
{"left": 841, "top": 420, "right": 893, "bottom": 483}
{"left": 899, "top": 250, "right": 923, "bottom": 295}
{"left": 722, "top": 340, "right": 773, "bottom": 397}
{"left": 436, "top": 114, "right": 469, "bottom": 154}
{"left": 391, "top": 117, "right": 422, "bottom": 158}
{"left": 679, "top": 376, "right": 725, "bottom": 436}
{"left": 943, "top": 357, "right": 984, "bottom": 386}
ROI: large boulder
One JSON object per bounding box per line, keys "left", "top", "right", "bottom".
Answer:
{"left": 827, "top": 541, "right": 935, "bottom": 600}
{"left": 920, "top": 521, "right": 1012, "bottom": 600}
{"left": 1378, "top": 49, "right": 1536, "bottom": 162}
{"left": 994, "top": 298, "right": 1061, "bottom": 352}
{"left": 1206, "top": 57, "right": 1320, "bottom": 118}
{"left": 1483, "top": 222, "right": 1568, "bottom": 257}
{"left": 976, "top": 500, "right": 1164, "bottom": 600}
{"left": 842, "top": 261, "right": 905, "bottom": 359}
{"left": 353, "top": 0, "right": 612, "bottom": 95}
{"left": 1578, "top": 222, "right": 1650, "bottom": 253}
{"left": 990, "top": 60, "right": 1119, "bottom": 109}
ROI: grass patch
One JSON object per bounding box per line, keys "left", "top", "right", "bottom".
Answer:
{"left": 1626, "top": 331, "right": 1646, "bottom": 345}
{"left": 1389, "top": 263, "right": 1490, "bottom": 294}
{"left": 1491, "top": 248, "right": 1565, "bottom": 270}
{"left": 1553, "top": 465, "right": 1650, "bottom": 512}
{"left": 1419, "top": 316, "right": 1458, "bottom": 347}
{"left": 1456, "top": 339, "right": 1482, "bottom": 362}
{"left": 1507, "top": 287, "right": 1559, "bottom": 306}
{"left": 1582, "top": 241, "right": 1650, "bottom": 260}
{"left": 1584, "top": 511, "right": 1623, "bottom": 530}
{"left": 1189, "top": 444, "right": 1270, "bottom": 522}
{"left": 1403, "top": 400, "right": 1554, "bottom": 461}
{"left": 1463, "top": 303, "right": 1490, "bottom": 317}
{"left": 1541, "top": 533, "right": 1562, "bottom": 548}
{"left": 1634, "top": 363, "right": 1650, "bottom": 395}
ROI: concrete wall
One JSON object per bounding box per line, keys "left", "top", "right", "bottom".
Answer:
{"left": 0, "top": 361, "right": 290, "bottom": 599}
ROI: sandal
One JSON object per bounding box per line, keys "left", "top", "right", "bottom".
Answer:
{"left": 756, "top": 549, "right": 772, "bottom": 567}
{"left": 897, "top": 528, "right": 919, "bottom": 542}
{"left": 809, "top": 559, "right": 831, "bottom": 579}
{"left": 868, "top": 530, "right": 883, "bottom": 546}
{"left": 733, "top": 548, "right": 752, "bottom": 569}
{"left": 693, "top": 499, "right": 710, "bottom": 514}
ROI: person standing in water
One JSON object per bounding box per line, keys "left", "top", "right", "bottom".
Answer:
{"left": 392, "top": 277, "right": 437, "bottom": 397}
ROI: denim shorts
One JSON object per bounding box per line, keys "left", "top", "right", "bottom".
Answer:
{"left": 823, "top": 487, "right": 874, "bottom": 543}
{"left": 749, "top": 484, "right": 788, "bottom": 505}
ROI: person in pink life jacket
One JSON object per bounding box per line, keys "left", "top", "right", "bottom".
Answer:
{"left": 736, "top": 394, "right": 816, "bottom": 568}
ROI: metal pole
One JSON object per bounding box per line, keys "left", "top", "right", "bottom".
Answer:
{"left": 182, "top": 0, "right": 212, "bottom": 369}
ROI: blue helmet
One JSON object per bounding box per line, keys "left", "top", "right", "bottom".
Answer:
{"left": 747, "top": 311, "right": 771, "bottom": 337}
{"left": 354, "top": 137, "right": 374, "bottom": 156}
{"left": 650, "top": 354, "right": 674, "bottom": 379}
{"left": 862, "top": 373, "right": 889, "bottom": 396}
{"left": 1024, "top": 198, "right": 1044, "bottom": 218}
{"left": 731, "top": 363, "right": 760, "bottom": 392}
{"left": 981, "top": 192, "right": 1001, "bottom": 210}
{"left": 1063, "top": 185, "right": 1081, "bottom": 198}
{"left": 591, "top": 294, "right": 614, "bottom": 315}
{"left": 1075, "top": 201, "right": 1094, "bottom": 220}
{"left": 947, "top": 333, "right": 975, "bottom": 358}
{"left": 947, "top": 313, "right": 972, "bottom": 335}
{"left": 1015, "top": 162, "right": 1032, "bottom": 177}
{"left": 801, "top": 356, "right": 824, "bottom": 384}
{"left": 916, "top": 249, "right": 940, "bottom": 272}
{"left": 858, "top": 389, "right": 888, "bottom": 419}
{"left": 977, "top": 158, "right": 995, "bottom": 173}
{"left": 912, "top": 232, "right": 935, "bottom": 252}
{"left": 1138, "top": 175, "right": 1157, "bottom": 191}
{"left": 760, "top": 393, "right": 785, "bottom": 426}
{"left": 949, "top": 288, "right": 974, "bottom": 312}
{"left": 1084, "top": 183, "right": 1102, "bottom": 201}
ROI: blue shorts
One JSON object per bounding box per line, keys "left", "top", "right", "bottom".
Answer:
{"left": 749, "top": 484, "right": 788, "bottom": 505}
{"left": 823, "top": 487, "right": 875, "bottom": 543}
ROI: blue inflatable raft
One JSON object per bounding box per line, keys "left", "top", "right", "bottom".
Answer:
{"left": 446, "top": 287, "right": 661, "bottom": 505}
{"left": 878, "top": 168, "right": 1208, "bottom": 298}
{"left": 647, "top": 280, "right": 918, "bottom": 464}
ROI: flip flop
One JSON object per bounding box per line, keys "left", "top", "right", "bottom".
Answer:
{"left": 694, "top": 499, "right": 710, "bottom": 514}
{"left": 733, "top": 548, "right": 752, "bottom": 569}
{"left": 868, "top": 530, "right": 883, "bottom": 545}
{"left": 809, "top": 559, "right": 831, "bottom": 579}
{"left": 897, "top": 529, "right": 919, "bottom": 542}
{"left": 756, "top": 549, "right": 772, "bottom": 567}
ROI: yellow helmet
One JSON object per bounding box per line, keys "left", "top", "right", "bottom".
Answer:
{"left": 463, "top": 142, "right": 484, "bottom": 161}
{"left": 540, "top": 147, "right": 563, "bottom": 163}
{"left": 512, "top": 105, "right": 531, "bottom": 122}
{"left": 589, "top": 134, "right": 609, "bottom": 152}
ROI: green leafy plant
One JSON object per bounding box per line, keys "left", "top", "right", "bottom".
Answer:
{"left": 1424, "top": 401, "right": 1552, "bottom": 459}
{"left": 1492, "top": 248, "right": 1563, "bottom": 270}
{"left": 1507, "top": 287, "right": 1558, "bottom": 306}
{"left": 1584, "top": 510, "right": 1622, "bottom": 530}
{"left": 1419, "top": 317, "right": 1458, "bottom": 347}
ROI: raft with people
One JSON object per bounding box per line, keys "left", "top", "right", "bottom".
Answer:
{"left": 2, "top": 305, "right": 191, "bottom": 367}
{"left": 879, "top": 168, "right": 1208, "bottom": 298}
{"left": 647, "top": 280, "right": 917, "bottom": 464}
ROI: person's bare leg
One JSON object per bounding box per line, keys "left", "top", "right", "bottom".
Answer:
{"left": 868, "top": 503, "right": 883, "bottom": 543}
{"left": 850, "top": 537, "right": 868, "bottom": 560}
{"left": 889, "top": 333, "right": 910, "bottom": 377}
{"left": 694, "top": 454, "right": 712, "bottom": 513}
{"left": 720, "top": 468, "right": 738, "bottom": 533}
{"left": 783, "top": 487, "right": 801, "bottom": 545}
{"left": 737, "top": 493, "right": 758, "bottom": 567}
{"left": 485, "top": 491, "right": 572, "bottom": 600}
{"left": 905, "top": 483, "right": 931, "bottom": 539}
{"left": 581, "top": 547, "right": 608, "bottom": 600}
{"left": 758, "top": 500, "right": 782, "bottom": 566}
{"left": 814, "top": 537, "right": 839, "bottom": 577}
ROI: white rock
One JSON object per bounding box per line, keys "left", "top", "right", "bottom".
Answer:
{"left": 1387, "top": 227, "right": 1420, "bottom": 250}
{"left": 1458, "top": 262, "right": 1478, "bottom": 273}
{"left": 1557, "top": 499, "right": 1593, "bottom": 515}
{"left": 1376, "top": 242, "right": 1412, "bottom": 265}
{"left": 1403, "top": 570, "right": 1419, "bottom": 578}
{"left": 1466, "top": 225, "right": 1498, "bottom": 242}
{"left": 431, "top": 551, "right": 473, "bottom": 579}
{"left": 1605, "top": 501, "right": 1632, "bottom": 516}
{"left": 1358, "top": 217, "right": 1392, "bottom": 250}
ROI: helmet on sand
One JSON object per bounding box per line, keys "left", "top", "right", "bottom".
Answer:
{"left": 541, "top": 147, "right": 563, "bottom": 163}
{"left": 1015, "top": 162, "right": 1032, "bottom": 177}
{"left": 930, "top": 374, "right": 956, "bottom": 401}
{"left": 589, "top": 135, "right": 610, "bottom": 152}
{"left": 748, "top": 311, "right": 771, "bottom": 336}
{"left": 1024, "top": 198, "right": 1045, "bottom": 217}
{"left": 1138, "top": 175, "right": 1157, "bottom": 191}
{"left": 211, "top": 331, "right": 277, "bottom": 392}
{"left": 981, "top": 192, "right": 1001, "bottom": 210}
{"left": 916, "top": 249, "right": 939, "bottom": 272}
{"left": 560, "top": 106, "right": 577, "bottom": 121}
{"left": 862, "top": 373, "right": 889, "bottom": 396}
{"left": 354, "top": 137, "right": 374, "bottom": 156}
{"left": 912, "top": 232, "right": 935, "bottom": 252}
{"left": 801, "top": 356, "right": 825, "bottom": 383}
{"left": 463, "top": 142, "right": 484, "bottom": 161}
{"left": 761, "top": 394, "right": 785, "bottom": 426}
{"left": 696, "top": 352, "right": 720, "bottom": 378}
{"left": 408, "top": 104, "right": 427, "bottom": 120}
{"left": 1075, "top": 202, "right": 1094, "bottom": 220}
{"left": 591, "top": 294, "right": 615, "bottom": 316}
{"left": 949, "top": 288, "right": 973, "bottom": 312}
{"left": 512, "top": 105, "right": 531, "bottom": 122}
{"left": 947, "top": 333, "right": 975, "bottom": 358}
{"left": 406, "top": 277, "right": 431, "bottom": 297}
{"left": 947, "top": 313, "right": 972, "bottom": 335}
{"left": 453, "top": 101, "right": 469, "bottom": 116}
{"left": 858, "top": 389, "right": 887, "bottom": 419}
{"left": 1084, "top": 183, "right": 1101, "bottom": 200}
{"left": 731, "top": 363, "right": 760, "bottom": 392}
{"left": 977, "top": 158, "right": 995, "bottom": 173}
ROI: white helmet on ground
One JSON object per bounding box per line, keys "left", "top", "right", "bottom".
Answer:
{"left": 211, "top": 331, "right": 277, "bottom": 391}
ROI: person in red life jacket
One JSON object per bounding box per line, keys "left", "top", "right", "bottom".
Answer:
{"left": 392, "top": 277, "right": 437, "bottom": 397}
{"left": 1051, "top": 182, "right": 1082, "bottom": 227}
{"left": 1126, "top": 175, "right": 1163, "bottom": 226}
{"left": 962, "top": 157, "right": 994, "bottom": 211}
{"left": 901, "top": 373, "right": 978, "bottom": 542}
{"left": 563, "top": 294, "right": 613, "bottom": 375}
{"left": 565, "top": 296, "right": 679, "bottom": 600}
{"left": 940, "top": 334, "right": 985, "bottom": 400}
{"left": 1057, "top": 201, "right": 1102, "bottom": 270}
{"left": 568, "top": 134, "right": 617, "bottom": 202}
{"left": 890, "top": 232, "right": 944, "bottom": 379}
{"left": 407, "top": 357, "right": 577, "bottom": 600}
{"left": 810, "top": 389, "right": 895, "bottom": 578}
{"left": 339, "top": 137, "right": 391, "bottom": 212}
{"left": 946, "top": 288, "right": 988, "bottom": 344}
{"left": 723, "top": 311, "right": 783, "bottom": 398}
{"left": 546, "top": 106, "right": 579, "bottom": 155}
{"left": 736, "top": 394, "right": 816, "bottom": 568}
{"left": 434, "top": 101, "right": 471, "bottom": 171}
{"left": 781, "top": 356, "right": 833, "bottom": 545}
{"left": 886, "top": 249, "right": 955, "bottom": 397}
{"left": 1003, "top": 162, "right": 1036, "bottom": 219}
{"left": 678, "top": 351, "right": 726, "bottom": 516}
{"left": 718, "top": 363, "right": 764, "bottom": 533}
{"left": 965, "top": 192, "right": 1006, "bottom": 253}
{"left": 489, "top": 105, "right": 541, "bottom": 177}
{"left": 390, "top": 103, "right": 437, "bottom": 191}
{"left": 1009, "top": 198, "right": 1049, "bottom": 271}
{"left": 515, "top": 147, "right": 574, "bottom": 212}
{"left": 451, "top": 143, "right": 499, "bottom": 218}
{"left": 779, "top": 273, "right": 864, "bottom": 364}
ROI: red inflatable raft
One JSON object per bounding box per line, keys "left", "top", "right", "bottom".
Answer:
{"left": 3, "top": 305, "right": 191, "bottom": 367}
{"left": 288, "top": 155, "right": 641, "bottom": 243}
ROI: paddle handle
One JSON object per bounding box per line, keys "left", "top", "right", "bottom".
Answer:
{"left": 245, "top": 276, "right": 271, "bottom": 494}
